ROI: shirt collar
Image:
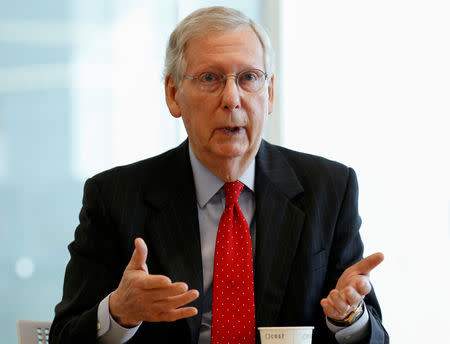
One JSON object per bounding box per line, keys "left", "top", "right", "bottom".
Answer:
{"left": 189, "top": 144, "right": 255, "bottom": 208}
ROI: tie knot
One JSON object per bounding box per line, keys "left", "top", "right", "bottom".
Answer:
{"left": 224, "top": 181, "right": 244, "bottom": 206}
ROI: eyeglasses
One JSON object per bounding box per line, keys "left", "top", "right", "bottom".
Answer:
{"left": 183, "top": 69, "right": 268, "bottom": 93}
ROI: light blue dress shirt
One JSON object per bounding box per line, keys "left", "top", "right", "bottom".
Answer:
{"left": 96, "top": 145, "right": 369, "bottom": 344}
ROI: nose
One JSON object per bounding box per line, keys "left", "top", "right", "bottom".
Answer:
{"left": 220, "top": 75, "right": 241, "bottom": 110}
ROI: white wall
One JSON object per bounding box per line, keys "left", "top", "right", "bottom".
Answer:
{"left": 281, "top": 1, "right": 450, "bottom": 342}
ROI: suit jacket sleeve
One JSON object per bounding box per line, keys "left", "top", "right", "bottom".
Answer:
{"left": 318, "top": 168, "right": 388, "bottom": 343}
{"left": 50, "top": 177, "right": 124, "bottom": 344}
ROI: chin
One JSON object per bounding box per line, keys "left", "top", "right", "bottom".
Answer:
{"left": 217, "top": 148, "right": 253, "bottom": 162}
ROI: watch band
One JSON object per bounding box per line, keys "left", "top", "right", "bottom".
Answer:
{"left": 327, "top": 300, "right": 365, "bottom": 327}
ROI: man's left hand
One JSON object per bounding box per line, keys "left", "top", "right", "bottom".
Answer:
{"left": 320, "top": 252, "right": 384, "bottom": 321}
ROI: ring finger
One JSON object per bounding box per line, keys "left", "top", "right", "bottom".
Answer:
{"left": 329, "top": 290, "right": 351, "bottom": 317}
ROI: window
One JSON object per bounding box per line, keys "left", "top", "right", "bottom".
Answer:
{"left": 0, "top": 1, "right": 260, "bottom": 342}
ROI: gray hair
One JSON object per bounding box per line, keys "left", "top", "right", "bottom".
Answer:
{"left": 164, "top": 6, "right": 274, "bottom": 85}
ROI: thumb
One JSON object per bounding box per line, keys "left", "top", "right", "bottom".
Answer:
{"left": 126, "top": 237, "right": 148, "bottom": 273}
{"left": 350, "top": 252, "right": 384, "bottom": 276}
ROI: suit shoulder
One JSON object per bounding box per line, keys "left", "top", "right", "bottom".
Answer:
{"left": 87, "top": 143, "right": 186, "bottom": 187}
{"left": 269, "top": 143, "right": 351, "bottom": 176}
{"left": 258, "top": 141, "right": 357, "bottom": 199}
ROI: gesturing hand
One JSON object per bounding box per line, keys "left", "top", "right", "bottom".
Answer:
{"left": 320, "top": 252, "right": 384, "bottom": 321}
{"left": 109, "top": 238, "right": 199, "bottom": 327}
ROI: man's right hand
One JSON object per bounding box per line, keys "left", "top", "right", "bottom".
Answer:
{"left": 109, "top": 238, "right": 199, "bottom": 327}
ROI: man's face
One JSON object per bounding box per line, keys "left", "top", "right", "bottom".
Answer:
{"left": 166, "top": 26, "right": 274, "bottom": 172}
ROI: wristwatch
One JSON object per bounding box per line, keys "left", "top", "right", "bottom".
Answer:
{"left": 327, "top": 301, "right": 365, "bottom": 327}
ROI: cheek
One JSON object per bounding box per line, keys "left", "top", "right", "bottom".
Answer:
{"left": 182, "top": 95, "right": 215, "bottom": 119}
{"left": 246, "top": 97, "right": 268, "bottom": 129}
{"left": 181, "top": 109, "right": 205, "bottom": 141}
{"left": 181, "top": 116, "right": 191, "bottom": 132}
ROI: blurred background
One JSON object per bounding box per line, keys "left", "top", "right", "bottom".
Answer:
{"left": 1, "top": 0, "right": 448, "bottom": 342}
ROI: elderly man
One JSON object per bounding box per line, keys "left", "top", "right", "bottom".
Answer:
{"left": 50, "top": 6, "right": 388, "bottom": 344}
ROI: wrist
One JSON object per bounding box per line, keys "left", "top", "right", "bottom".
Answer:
{"left": 109, "top": 291, "right": 140, "bottom": 328}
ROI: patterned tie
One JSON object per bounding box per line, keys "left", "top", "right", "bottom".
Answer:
{"left": 211, "top": 181, "right": 255, "bottom": 344}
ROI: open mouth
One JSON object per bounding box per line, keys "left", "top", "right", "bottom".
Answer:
{"left": 225, "top": 127, "right": 240, "bottom": 132}
{"left": 218, "top": 126, "right": 243, "bottom": 136}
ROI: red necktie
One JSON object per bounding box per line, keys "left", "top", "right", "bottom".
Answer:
{"left": 211, "top": 181, "right": 255, "bottom": 344}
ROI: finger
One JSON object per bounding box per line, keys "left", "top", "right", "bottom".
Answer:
{"left": 354, "top": 277, "right": 372, "bottom": 296}
{"left": 340, "top": 286, "right": 363, "bottom": 307}
{"left": 320, "top": 298, "right": 343, "bottom": 320}
{"left": 158, "top": 306, "right": 199, "bottom": 322}
{"left": 154, "top": 289, "right": 199, "bottom": 312}
{"left": 349, "top": 252, "right": 384, "bottom": 276}
{"left": 126, "top": 238, "right": 149, "bottom": 273}
{"left": 145, "top": 282, "right": 189, "bottom": 300}
{"left": 329, "top": 290, "right": 351, "bottom": 316}
{"left": 134, "top": 274, "right": 172, "bottom": 290}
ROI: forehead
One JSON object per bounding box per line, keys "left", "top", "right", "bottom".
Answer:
{"left": 183, "top": 27, "right": 264, "bottom": 71}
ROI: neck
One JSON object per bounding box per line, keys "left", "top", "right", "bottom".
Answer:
{"left": 188, "top": 140, "right": 262, "bottom": 182}
{"left": 190, "top": 149, "right": 256, "bottom": 183}
{"left": 198, "top": 153, "right": 253, "bottom": 182}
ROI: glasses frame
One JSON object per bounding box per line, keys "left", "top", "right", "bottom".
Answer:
{"left": 183, "top": 68, "right": 268, "bottom": 93}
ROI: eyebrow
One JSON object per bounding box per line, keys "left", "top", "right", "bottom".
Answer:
{"left": 189, "top": 65, "right": 264, "bottom": 74}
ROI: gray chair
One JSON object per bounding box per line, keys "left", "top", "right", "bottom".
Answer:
{"left": 17, "top": 320, "right": 51, "bottom": 344}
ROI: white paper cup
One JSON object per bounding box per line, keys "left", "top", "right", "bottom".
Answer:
{"left": 258, "top": 326, "right": 314, "bottom": 344}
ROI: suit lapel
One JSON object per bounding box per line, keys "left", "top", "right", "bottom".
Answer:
{"left": 254, "top": 140, "right": 306, "bottom": 326}
{"left": 142, "top": 141, "right": 203, "bottom": 342}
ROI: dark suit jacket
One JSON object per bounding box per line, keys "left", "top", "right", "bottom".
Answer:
{"left": 50, "top": 140, "right": 388, "bottom": 344}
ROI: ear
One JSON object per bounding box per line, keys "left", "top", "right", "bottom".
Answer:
{"left": 165, "top": 75, "right": 182, "bottom": 118}
{"left": 267, "top": 74, "right": 275, "bottom": 115}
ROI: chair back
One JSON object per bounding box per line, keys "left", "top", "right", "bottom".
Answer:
{"left": 17, "top": 320, "right": 52, "bottom": 344}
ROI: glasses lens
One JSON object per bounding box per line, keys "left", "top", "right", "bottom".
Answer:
{"left": 196, "top": 71, "right": 222, "bottom": 92}
{"left": 238, "top": 69, "right": 266, "bottom": 92}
